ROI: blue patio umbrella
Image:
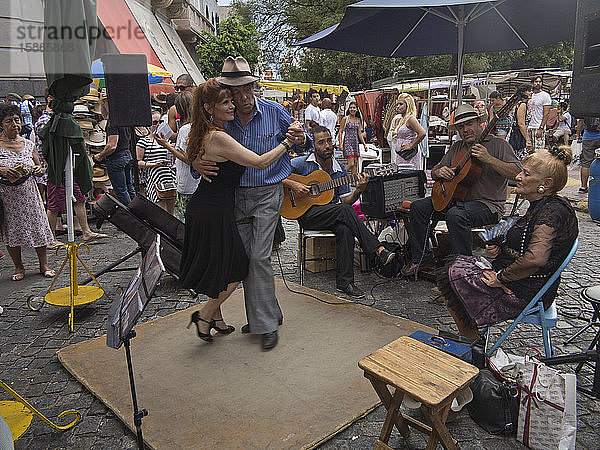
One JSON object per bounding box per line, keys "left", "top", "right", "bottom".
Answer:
{"left": 296, "top": 0, "right": 576, "bottom": 102}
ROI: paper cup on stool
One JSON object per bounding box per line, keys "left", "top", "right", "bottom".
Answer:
{"left": 450, "top": 386, "right": 473, "bottom": 412}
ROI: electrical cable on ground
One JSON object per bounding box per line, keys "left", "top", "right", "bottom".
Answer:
{"left": 274, "top": 247, "right": 382, "bottom": 307}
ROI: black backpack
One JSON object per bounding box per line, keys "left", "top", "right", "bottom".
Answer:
{"left": 373, "top": 241, "right": 405, "bottom": 278}
{"left": 583, "top": 117, "right": 600, "bottom": 132}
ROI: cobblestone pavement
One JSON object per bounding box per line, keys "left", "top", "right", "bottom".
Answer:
{"left": 1, "top": 208, "right": 599, "bottom": 449}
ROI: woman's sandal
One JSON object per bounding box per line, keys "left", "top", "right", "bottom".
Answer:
{"left": 11, "top": 272, "right": 25, "bottom": 281}
{"left": 40, "top": 269, "right": 56, "bottom": 278}
{"left": 212, "top": 318, "right": 235, "bottom": 335}
{"left": 187, "top": 311, "right": 214, "bottom": 342}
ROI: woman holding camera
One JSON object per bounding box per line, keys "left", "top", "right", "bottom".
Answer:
{"left": 0, "top": 103, "right": 54, "bottom": 281}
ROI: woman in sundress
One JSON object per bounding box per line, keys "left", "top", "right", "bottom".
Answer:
{"left": 136, "top": 110, "right": 177, "bottom": 214}
{"left": 0, "top": 103, "right": 55, "bottom": 281}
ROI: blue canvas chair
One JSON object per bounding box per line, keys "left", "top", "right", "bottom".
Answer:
{"left": 485, "top": 238, "right": 579, "bottom": 358}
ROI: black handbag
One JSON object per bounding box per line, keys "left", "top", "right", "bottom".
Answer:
{"left": 508, "top": 105, "right": 527, "bottom": 151}
{"left": 467, "top": 369, "right": 520, "bottom": 436}
{"left": 396, "top": 146, "right": 419, "bottom": 160}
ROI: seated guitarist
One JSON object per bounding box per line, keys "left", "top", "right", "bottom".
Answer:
{"left": 284, "top": 125, "right": 395, "bottom": 298}
{"left": 402, "top": 104, "right": 521, "bottom": 277}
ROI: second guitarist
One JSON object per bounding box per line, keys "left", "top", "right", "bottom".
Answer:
{"left": 283, "top": 125, "right": 396, "bottom": 299}
{"left": 402, "top": 104, "right": 521, "bottom": 277}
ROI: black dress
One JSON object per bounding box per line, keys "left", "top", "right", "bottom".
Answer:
{"left": 180, "top": 160, "right": 249, "bottom": 298}
{"left": 437, "top": 195, "right": 578, "bottom": 327}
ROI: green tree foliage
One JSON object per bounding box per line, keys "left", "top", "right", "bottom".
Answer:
{"left": 232, "top": 0, "right": 574, "bottom": 90}
{"left": 195, "top": 17, "right": 260, "bottom": 78}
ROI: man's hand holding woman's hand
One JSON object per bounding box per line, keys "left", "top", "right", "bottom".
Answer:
{"left": 286, "top": 121, "right": 305, "bottom": 146}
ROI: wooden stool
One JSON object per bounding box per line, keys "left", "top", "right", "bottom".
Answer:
{"left": 358, "top": 336, "right": 479, "bottom": 450}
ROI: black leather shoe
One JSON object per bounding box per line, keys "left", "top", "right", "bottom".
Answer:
{"left": 377, "top": 248, "right": 395, "bottom": 266}
{"left": 241, "top": 317, "right": 283, "bottom": 334}
{"left": 336, "top": 283, "right": 365, "bottom": 298}
{"left": 262, "top": 331, "right": 278, "bottom": 349}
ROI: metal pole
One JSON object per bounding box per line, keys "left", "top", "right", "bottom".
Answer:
{"left": 124, "top": 330, "right": 147, "bottom": 449}
{"left": 456, "top": 5, "right": 465, "bottom": 105}
{"left": 65, "top": 147, "right": 75, "bottom": 245}
{"left": 65, "top": 146, "right": 77, "bottom": 331}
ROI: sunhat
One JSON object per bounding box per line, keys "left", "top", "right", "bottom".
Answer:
{"left": 449, "top": 104, "right": 480, "bottom": 130}
{"left": 216, "top": 56, "right": 259, "bottom": 87}
{"left": 84, "top": 128, "right": 106, "bottom": 147}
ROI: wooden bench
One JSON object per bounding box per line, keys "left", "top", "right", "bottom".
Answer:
{"left": 358, "top": 336, "right": 479, "bottom": 450}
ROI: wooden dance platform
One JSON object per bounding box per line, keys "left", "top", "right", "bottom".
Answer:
{"left": 58, "top": 279, "right": 433, "bottom": 449}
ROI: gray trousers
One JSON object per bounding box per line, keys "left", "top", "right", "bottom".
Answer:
{"left": 235, "top": 183, "right": 284, "bottom": 334}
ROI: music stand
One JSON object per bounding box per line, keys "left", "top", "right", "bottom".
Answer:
{"left": 106, "top": 236, "right": 166, "bottom": 449}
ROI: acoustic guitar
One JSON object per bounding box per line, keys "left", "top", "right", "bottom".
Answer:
{"left": 431, "top": 92, "right": 520, "bottom": 212}
{"left": 281, "top": 163, "right": 397, "bottom": 219}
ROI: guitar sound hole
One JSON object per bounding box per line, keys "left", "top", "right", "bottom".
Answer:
{"left": 309, "top": 184, "right": 319, "bottom": 196}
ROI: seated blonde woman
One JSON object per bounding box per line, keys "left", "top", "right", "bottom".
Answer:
{"left": 437, "top": 146, "right": 578, "bottom": 339}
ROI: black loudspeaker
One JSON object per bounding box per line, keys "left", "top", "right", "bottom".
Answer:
{"left": 570, "top": 0, "right": 600, "bottom": 118}
{"left": 93, "top": 194, "right": 184, "bottom": 278}
{"left": 360, "top": 170, "right": 426, "bottom": 218}
{"left": 101, "top": 53, "right": 152, "bottom": 127}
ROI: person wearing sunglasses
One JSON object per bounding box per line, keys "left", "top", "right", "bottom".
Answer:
{"left": 167, "top": 74, "right": 196, "bottom": 143}
{"left": 136, "top": 110, "right": 176, "bottom": 214}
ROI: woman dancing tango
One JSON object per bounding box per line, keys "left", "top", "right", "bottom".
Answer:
{"left": 180, "top": 78, "right": 294, "bottom": 342}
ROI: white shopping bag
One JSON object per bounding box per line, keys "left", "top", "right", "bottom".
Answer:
{"left": 570, "top": 141, "right": 582, "bottom": 169}
{"left": 517, "top": 357, "right": 577, "bottom": 449}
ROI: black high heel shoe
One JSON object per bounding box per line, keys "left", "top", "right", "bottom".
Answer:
{"left": 187, "top": 311, "right": 214, "bottom": 342}
{"left": 212, "top": 318, "right": 235, "bottom": 335}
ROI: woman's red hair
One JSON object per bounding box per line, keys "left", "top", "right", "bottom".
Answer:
{"left": 186, "top": 78, "right": 231, "bottom": 165}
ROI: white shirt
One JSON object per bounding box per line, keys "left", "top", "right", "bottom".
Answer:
{"left": 304, "top": 103, "right": 322, "bottom": 125}
{"left": 320, "top": 108, "right": 338, "bottom": 140}
{"left": 527, "top": 90, "right": 552, "bottom": 128}
{"left": 557, "top": 111, "right": 572, "bottom": 130}
{"left": 174, "top": 124, "right": 201, "bottom": 194}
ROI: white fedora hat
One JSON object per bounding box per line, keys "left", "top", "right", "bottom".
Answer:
{"left": 216, "top": 56, "right": 259, "bottom": 87}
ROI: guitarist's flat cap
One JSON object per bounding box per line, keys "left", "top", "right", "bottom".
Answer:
{"left": 450, "top": 104, "right": 480, "bottom": 130}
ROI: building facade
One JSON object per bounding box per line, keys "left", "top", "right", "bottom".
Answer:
{"left": 1, "top": 0, "right": 214, "bottom": 99}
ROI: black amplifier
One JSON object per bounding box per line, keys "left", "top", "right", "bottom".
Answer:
{"left": 360, "top": 170, "right": 426, "bottom": 218}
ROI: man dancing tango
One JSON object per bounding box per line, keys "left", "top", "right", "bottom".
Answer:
{"left": 196, "top": 56, "right": 308, "bottom": 349}
{"left": 285, "top": 125, "right": 395, "bottom": 298}
{"left": 402, "top": 104, "right": 521, "bottom": 277}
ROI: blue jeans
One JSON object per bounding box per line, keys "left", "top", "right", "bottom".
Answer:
{"left": 105, "top": 152, "right": 135, "bottom": 205}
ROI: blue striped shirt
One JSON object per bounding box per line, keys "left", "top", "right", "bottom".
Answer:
{"left": 225, "top": 97, "right": 292, "bottom": 187}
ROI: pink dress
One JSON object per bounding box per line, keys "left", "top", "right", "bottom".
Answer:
{"left": 0, "top": 139, "right": 54, "bottom": 247}
{"left": 391, "top": 122, "right": 421, "bottom": 169}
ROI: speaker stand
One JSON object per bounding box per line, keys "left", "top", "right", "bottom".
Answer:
{"left": 542, "top": 344, "right": 600, "bottom": 399}
{"left": 123, "top": 330, "right": 148, "bottom": 449}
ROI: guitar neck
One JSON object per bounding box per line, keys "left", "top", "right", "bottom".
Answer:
{"left": 317, "top": 170, "right": 371, "bottom": 192}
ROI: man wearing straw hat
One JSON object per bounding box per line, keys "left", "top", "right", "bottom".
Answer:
{"left": 402, "top": 104, "right": 521, "bottom": 277}
{"left": 195, "top": 56, "right": 308, "bottom": 350}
